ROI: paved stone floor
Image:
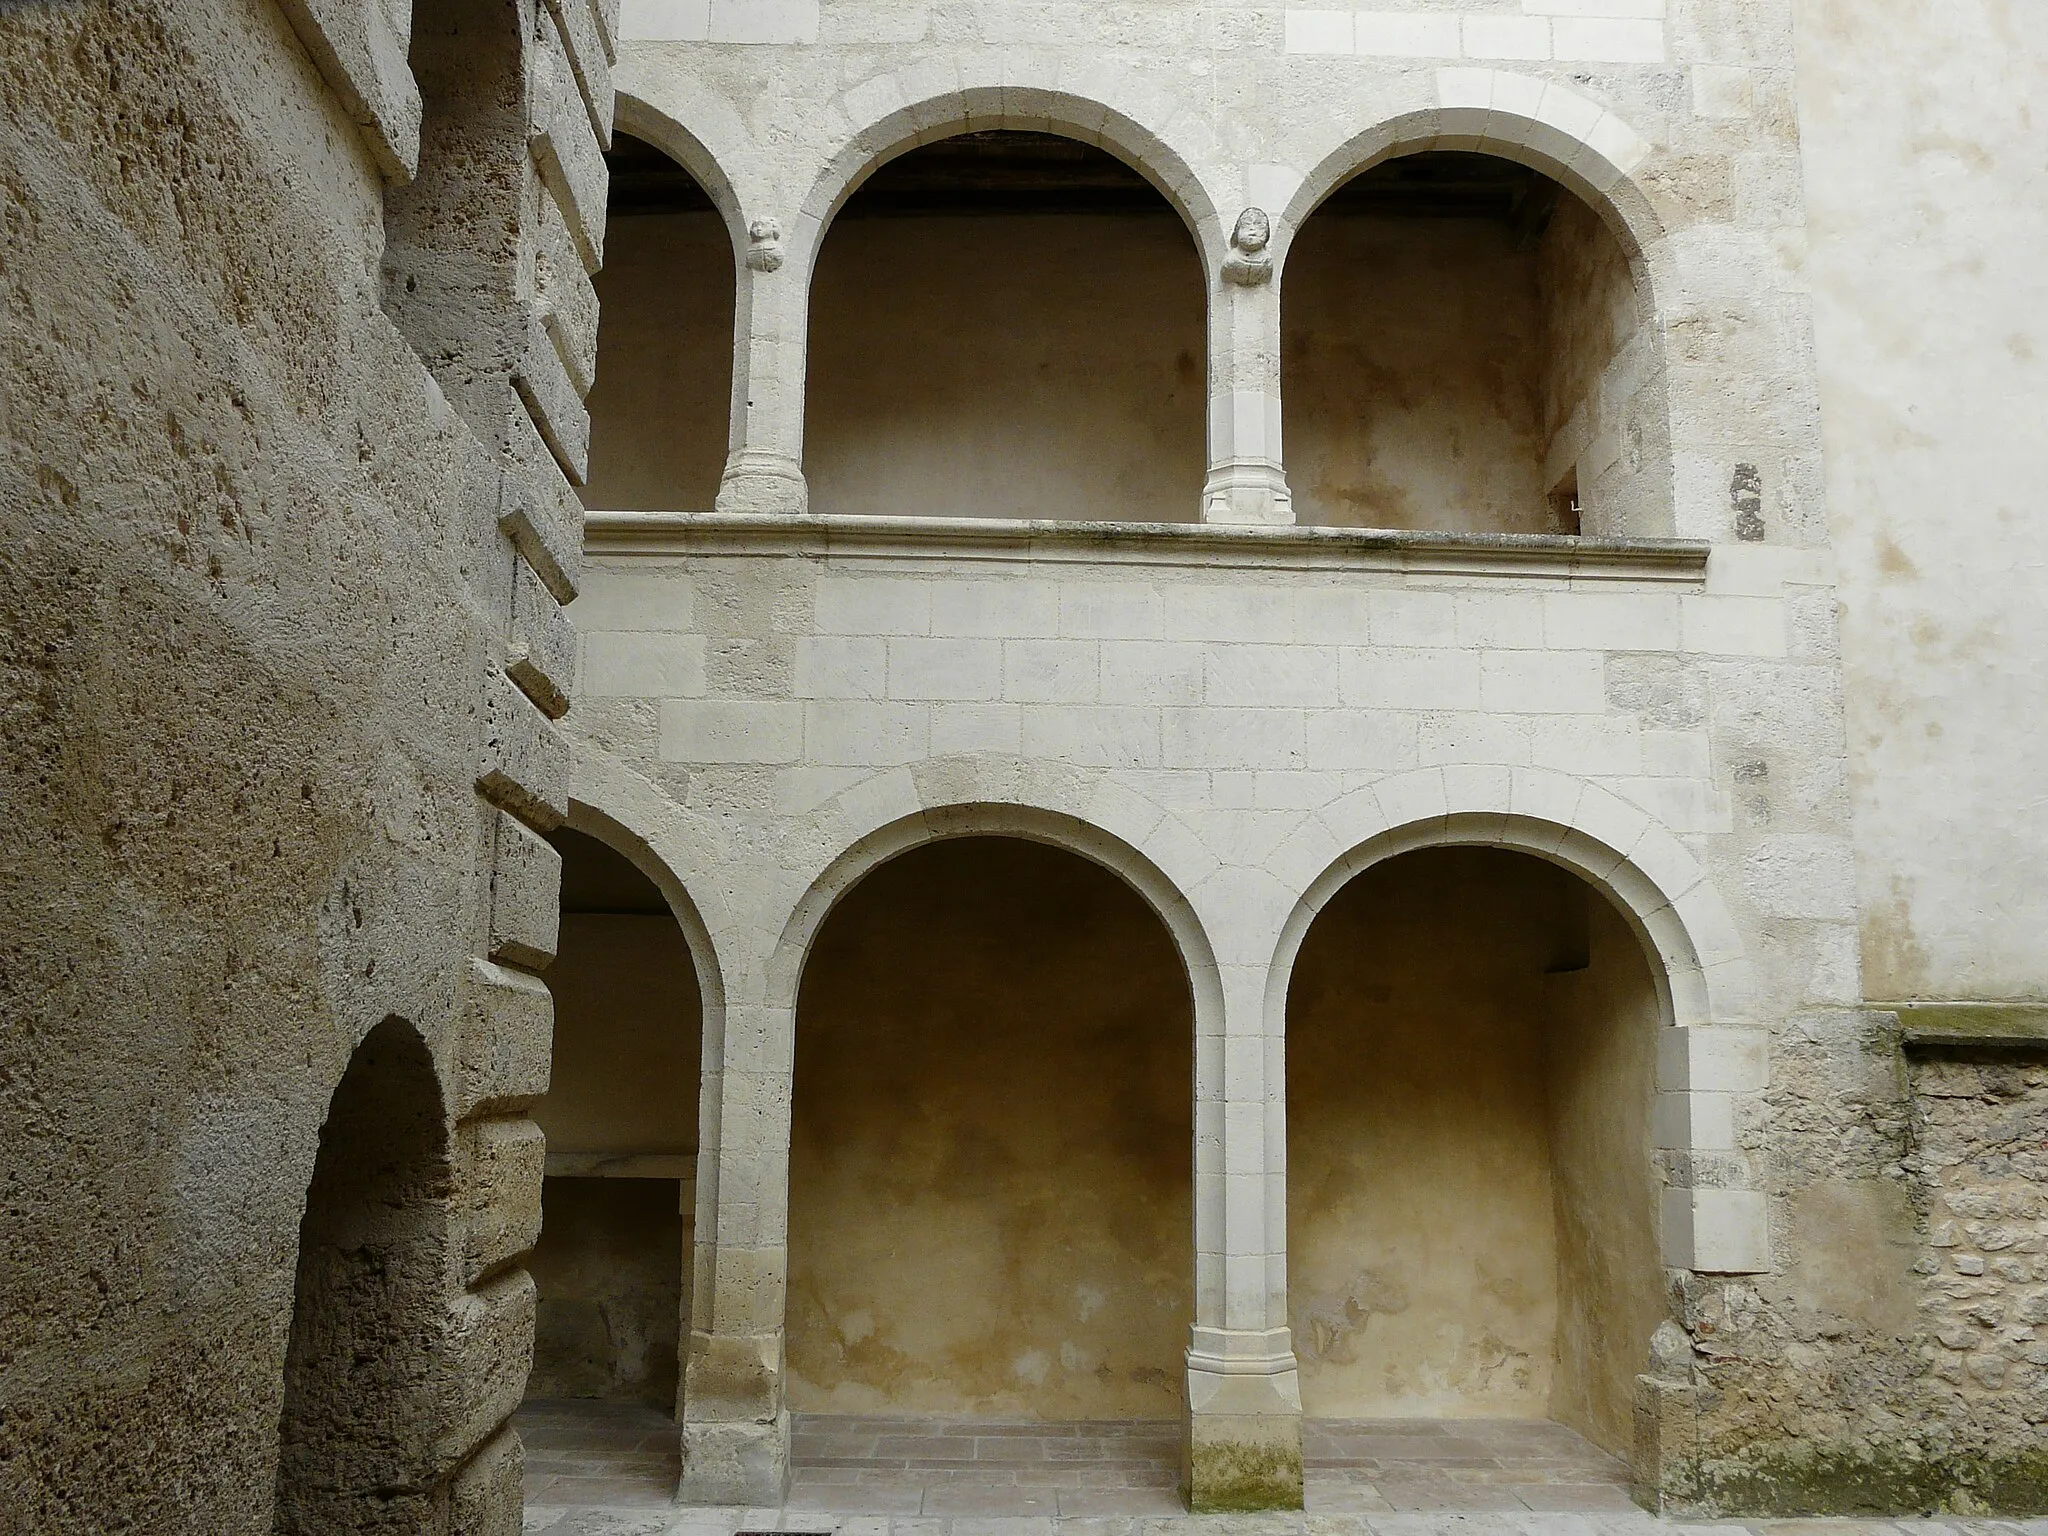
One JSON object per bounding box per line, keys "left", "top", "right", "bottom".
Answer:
{"left": 520, "top": 1400, "right": 2048, "bottom": 1536}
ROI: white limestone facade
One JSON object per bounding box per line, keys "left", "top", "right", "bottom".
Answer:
{"left": 550, "top": 0, "right": 2039, "bottom": 1518}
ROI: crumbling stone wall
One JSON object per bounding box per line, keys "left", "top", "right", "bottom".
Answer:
{"left": 0, "top": 0, "right": 611, "bottom": 1528}
{"left": 1635, "top": 1022, "right": 2048, "bottom": 1515}
{"left": 1912, "top": 1059, "right": 2048, "bottom": 1479}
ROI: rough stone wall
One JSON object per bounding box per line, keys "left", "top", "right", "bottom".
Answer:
{"left": 0, "top": 0, "right": 610, "bottom": 1526}
{"left": 1914, "top": 1059, "right": 2048, "bottom": 1458}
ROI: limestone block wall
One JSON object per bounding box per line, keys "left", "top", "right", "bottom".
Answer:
{"left": 609, "top": 0, "right": 1824, "bottom": 539}
{"left": 564, "top": 512, "right": 1852, "bottom": 1507}
{"left": 558, "top": 0, "right": 2048, "bottom": 1511}
{"left": 0, "top": 0, "right": 612, "bottom": 1527}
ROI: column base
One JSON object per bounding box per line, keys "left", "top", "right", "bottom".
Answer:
{"left": 716, "top": 452, "right": 809, "bottom": 516}
{"left": 1183, "top": 1327, "right": 1304, "bottom": 1512}
{"left": 677, "top": 1412, "right": 790, "bottom": 1506}
{"left": 1201, "top": 464, "right": 1294, "bottom": 527}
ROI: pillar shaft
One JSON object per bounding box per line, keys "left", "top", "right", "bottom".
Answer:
{"left": 1186, "top": 963, "right": 1302, "bottom": 1510}
{"left": 717, "top": 261, "right": 810, "bottom": 516}
{"left": 1201, "top": 278, "right": 1292, "bottom": 526}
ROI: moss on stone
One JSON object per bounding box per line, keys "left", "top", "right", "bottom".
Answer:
{"left": 1895, "top": 1002, "right": 2048, "bottom": 1056}
{"left": 1692, "top": 1445, "right": 2048, "bottom": 1517}
{"left": 1187, "top": 1441, "right": 1304, "bottom": 1513}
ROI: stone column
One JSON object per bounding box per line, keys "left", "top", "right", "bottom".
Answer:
{"left": 1200, "top": 208, "right": 1293, "bottom": 526}
{"left": 677, "top": 987, "right": 796, "bottom": 1504}
{"left": 716, "top": 218, "right": 810, "bottom": 516}
{"left": 1185, "top": 959, "right": 1303, "bottom": 1510}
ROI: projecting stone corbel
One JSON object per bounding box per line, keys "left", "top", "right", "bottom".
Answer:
{"left": 1221, "top": 206, "right": 1273, "bottom": 285}
{"left": 745, "top": 217, "right": 784, "bottom": 272}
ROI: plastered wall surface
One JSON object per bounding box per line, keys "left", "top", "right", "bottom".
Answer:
{"left": 807, "top": 214, "right": 1206, "bottom": 524}
{"left": 1287, "top": 847, "right": 1660, "bottom": 1448}
{"left": 1283, "top": 214, "right": 1551, "bottom": 533}
{"left": 527, "top": 1178, "right": 687, "bottom": 1407}
{"left": 788, "top": 837, "right": 1194, "bottom": 1418}
{"left": 1281, "top": 185, "right": 1648, "bottom": 538}
{"left": 0, "top": 0, "right": 608, "bottom": 1525}
{"left": 1542, "top": 876, "right": 1664, "bottom": 1453}
{"left": 538, "top": 913, "right": 702, "bottom": 1155}
{"left": 1789, "top": 0, "right": 2048, "bottom": 1002}
{"left": 1288, "top": 850, "right": 1566, "bottom": 1419}
{"left": 582, "top": 210, "right": 735, "bottom": 513}
{"left": 1536, "top": 195, "right": 1663, "bottom": 541}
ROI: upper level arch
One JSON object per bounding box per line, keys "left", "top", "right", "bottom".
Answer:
{"left": 613, "top": 90, "right": 749, "bottom": 261}
{"left": 788, "top": 79, "right": 1229, "bottom": 281}
{"left": 1277, "top": 72, "right": 1663, "bottom": 274}
{"left": 1274, "top": 78, "right": 1671, "bottom": 538}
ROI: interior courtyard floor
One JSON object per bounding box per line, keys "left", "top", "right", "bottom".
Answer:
{"left": 519, "top": 1400, "right": 2048, "bottom": 1536}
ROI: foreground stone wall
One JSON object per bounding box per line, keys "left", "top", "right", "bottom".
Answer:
{"left": 0, "top": 0, "right": 610, "bottom": 1526}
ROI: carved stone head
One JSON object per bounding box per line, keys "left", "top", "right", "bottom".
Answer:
{"left": 1232, "top": 206, "right": 1271, "bottom": 253}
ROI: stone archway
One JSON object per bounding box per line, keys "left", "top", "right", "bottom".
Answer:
{"left": 274, "top": 1017, "right": 453, "bottom": 1534}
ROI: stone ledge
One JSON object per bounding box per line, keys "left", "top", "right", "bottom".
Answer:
{"left": 1891, "top": 1002, "right": 2048, "bottom": 1058}
{"left": 583, "top": 509, "right": 1712, "bottom": 583}
{"left": 544, "top": 1150, "right": 697, "bottom": 1180}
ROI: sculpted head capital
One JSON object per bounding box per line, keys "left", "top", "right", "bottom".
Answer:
{"left": 746, "top": 216, "right": 785, "bottom": 272}
{"left": 1231, "top": 206, "right": 1271, "bottom": 254}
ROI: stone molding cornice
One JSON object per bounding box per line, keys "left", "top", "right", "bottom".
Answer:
{"left": 583, "top": 509, "right": 1711, "bottom": 584}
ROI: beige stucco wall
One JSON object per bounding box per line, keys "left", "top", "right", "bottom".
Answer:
{"left": 537, "top": 914, "right": 701, "bottom": 1156}
{"left": 1287, "top": 848, "right": 1661, "bottom": 1445}
{"left": 787, "top": 837, "right": 1194, "bottom": 1418}
{"left": 1792, "top": 0, "right": 2048, "bottom": 1001}
{"left": 527, "top": 1178, "right": 687, "bottom": 1408}
{"left": 582, "top": 211, "right": 734, "bottom": 513}
{"left": 808, "top": 214, "right": 1206, "bottom": 523}
{"left": 1544, "top": 880, "right": 1665, "bottom": 1452}
{"left": 1284, "top": 214, "right": 1550, "bottom": 533}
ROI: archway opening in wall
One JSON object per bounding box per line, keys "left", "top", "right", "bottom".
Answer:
{"left": 1283, "top": 153, "right": 1663, "bottom": 538}
{"left": 516, "top": 826, "right": 703, "bottom": 1488}
{"left": 788, "top": 836, "right": 1192, "bottom": 1495}
{"left": 274, "top": 1018, "right": 452, "bottom": 1533}
{"left": 579, "top": 132, "right": 737, "bottom": 512}
{"left": 1286, "top": 847, "right": 1663, "bottom": 1497}
{"left": 806, "top": 131, "right": 1206, "bottom": 523}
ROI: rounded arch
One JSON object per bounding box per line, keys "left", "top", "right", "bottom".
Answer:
{"left": 1266, "top": 768, "right": 1751, "bottom": 1038}
{"left": 790, "top": 82, "right": 1229, "bottom": 280}
{"left": 275, "top": 1014, "right": 453, "bottom": 1529}
{"left": 768, "top": 803, "right": 1223, "bottom": 1036}
{"left": 1276, "top": 74, "right": 1664, "bottom": 278}
{"left": 613, "top": 90, "right": 750, "bottom": 265}
{"left": 565, "top": 797, "right": 729, "bottom": 1035}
